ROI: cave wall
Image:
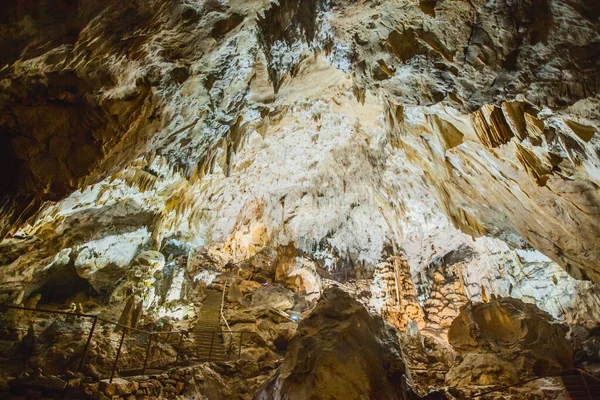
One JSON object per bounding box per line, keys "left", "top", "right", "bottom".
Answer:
{"left": 0, "top": 0, "right": 598, "bottom": 333}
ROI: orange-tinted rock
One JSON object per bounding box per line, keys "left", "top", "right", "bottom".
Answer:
{"left": 448, "top": 298, "right": 574, "bottom": 377}
{"left": 257, "top": 287, "right": 407, "bottom": 400}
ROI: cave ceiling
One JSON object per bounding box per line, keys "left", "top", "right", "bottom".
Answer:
{"left": 0, "top": 0, "right": 599, "bottom": 312}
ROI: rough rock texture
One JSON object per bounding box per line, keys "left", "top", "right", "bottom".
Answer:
{"left": 1, "top": 0, "right": 598, "bottom": 334}
{"left": 445, "top": 353, "right": 519, "bottom": 388}
{"left": 390, "top": 101, "right": 600, "bottom": 284}
{"left": 448, "top": 298, "right": 574, "bottom": 377}
{"left": 346, "top": 0, "right": 600, "bottom": 111}
{"left": 419, "top": 261, "right": 468, "bottom": 332}
{"left": 359, "top": 0, "right": 600, "bottom": 282}
{"left": 332, "top": 0, "right": 600, "bottom": 283}
{"left": 256, "top": 287, "right": 406, "bottom": 400}
{"left": 370, "top": 255, "right": 425, "bottom": 331}
{"left": 4, "top": 361, "right": 280, "bottom": 399}
{"left": 0, "top": 0, "right": 598, "bottom": 397}
{"left": 1, "top": 0, "right": 598, "bottom": 282}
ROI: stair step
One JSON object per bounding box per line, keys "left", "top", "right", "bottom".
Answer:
{"left": 178, "top": 289, "right": 231, "bottom": 364}
{"left": 561, "top": 374, "right": 600, "bottom": 400}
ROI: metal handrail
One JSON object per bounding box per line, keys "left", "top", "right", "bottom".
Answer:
{"left": 0, "top": 304, "right": 252, "bottom": 335}
{"left": 570, "top": 368, "right": 600, "bottom": 384}
{"left": 220, "top": 282, "right": 232, "bottom": 334}
{"left": 471, "top": 367, "right": 600, "bottom": 398}
{"left": 0, "top": 303, "right": 252, "bottom": 382}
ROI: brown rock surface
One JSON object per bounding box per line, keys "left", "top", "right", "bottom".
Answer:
{"left": 448, "top": 297, "right": 574, "bottom": 377}
{"left": 371, "top": 255, "right": 426, "bottom": 331}
{"left": 0, "top": 1, "right": 598, "bottom": 397}
{"left": 256, "top": 287, "right": 406, "bottom": 400}
{"left": 0, "top": 0, "right": 598, "bottom": 297}
{"left": 445, "top": 353, "right": 519, "bottom": 388}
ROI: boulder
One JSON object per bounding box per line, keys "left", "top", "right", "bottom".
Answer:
{"left": 272, "top": 322, "right": 298, "bottom": 351}
{"left": 239, "top": 279, "right": 263, "bottom": 294}
{"left": 240, "top": 347, "right": 280, "bottom": 363}
{"left": 100, "top": 378, "right": 139, "bottom": 396}
{"left": 448, "top": 298, "right": 573, "bottom": 377}
{"left": 445, "top": 354, "right": 519, "bottom": 387}
{"left": 224, "top": 309, "right": 257, "bottom": 324}
{"left": 274, "top": 252, "right": 322, "bottom": 297}
{"left": 182, "top": 364, "right": 229, "bottom": 400}
{"left": 251, "top": 284, "right": 294, "bottom": 311}
{"left": 256, "top": 287, "right": 406, "bottom": 400}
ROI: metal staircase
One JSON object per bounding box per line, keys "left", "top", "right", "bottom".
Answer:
{"left": 183, "top": 289, "right": 229, "bottom": 362}
{"left": 561, "top": 370, "right": 600, "bottom": 400}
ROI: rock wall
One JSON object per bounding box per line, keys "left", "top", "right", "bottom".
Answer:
{"left": 256, "top": 287, "right": 407, "bottom": 400}
{"left": 389, "top": 102, "right": 600, "bottom": 284}
{"left": 1, "top": 0, "right": 597, "bottom": 280}
{"left": 448, "top": 298, "right": 574, "bottom": 378}
{"left": 0, "top": 1, "right": 598, "bottom": 397}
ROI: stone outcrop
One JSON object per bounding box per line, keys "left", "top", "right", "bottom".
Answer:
{"left": 445, "top": 353, "right": 519, "bottom": 388}
{"left": 448, "top": 297, "right": 574, "bottom": 379}
{"left": 257, "top": 287, "right": 406, "bottom": 400}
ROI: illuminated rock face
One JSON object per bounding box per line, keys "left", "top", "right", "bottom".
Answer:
{"left": 0, "top": 0, "right": 598, "bottom": 275}
{"left": 257, "top": 287, "right": 407, "bottom": 400}
{"left": 448, "top": 298, "right": 574, "bottom": 378}
{"left": 0, "top": 1, "right": 598, "bottom": 394}
{"left": 390, "top": 102, "right": 600, "bottom": 284}
{"left": 370, "top": 255, "right": 426, "bottom": 331}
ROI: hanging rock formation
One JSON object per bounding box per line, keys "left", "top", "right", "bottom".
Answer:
{"left": 0, "top": 0, "right": 598, "bottom": 398}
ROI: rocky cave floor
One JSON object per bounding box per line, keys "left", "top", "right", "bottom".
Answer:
{"left": 0, "top": 246, "right": 599, "bottom": 399}
{"left": 1, "top": 0, "right": 600, "bottom": 399}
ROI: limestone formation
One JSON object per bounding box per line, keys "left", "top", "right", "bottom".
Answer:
{"left": 448, "top": 298, "right": 574, "bottom": 377}
{"left": 371, "top": 255, "right": 426, "bottom": 331}
{"left": 256, "top": 287, "right": 407, "bottom": 400}
{"left": 420, "top": 262, "right": 468, "bottom": 332}
{"left": 250, "top": 284, "right": 295, "bottom": 312}
{"left": 445, "top": 353, "right": 519, "bottom": 388}
{"left": 110, "top": 251, "right": 165, "bottom": 303}
{"left": 0, "top": 0, "right": 598, "bottom": 398}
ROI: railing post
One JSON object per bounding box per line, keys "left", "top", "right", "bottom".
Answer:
{"left": 238, "top": 332, "right": 243, "bottom": 359}
{"left": 208, "top": 331, "right": 215, "bottom": 361}
{"left": 110, "top": 329, "right": 127, "bottom": 383}
{"left": 142, "top": 333, "right": 152, "bottom": 375}
{"left": 175, "top": 332, "right": 184, "bottom": 363}
{"left": 77, "top": 316, "right": 97, "bottom": 372}
{"left": 220, "top": 283, "right": 232, "bottom": 334}
{"left": 581, "top": 371, "right": 593, "bottom": 399}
